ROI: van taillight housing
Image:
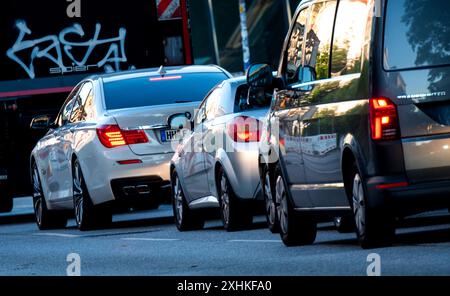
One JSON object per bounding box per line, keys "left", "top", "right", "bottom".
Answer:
{"left": 226, "top": 116, "right": 261, "bottom": 142}
{"left": 369, "top": 98, "right": 399, "bottom": 140}
{"left": 96, "top": 125, "right": 149, "bottom": 148}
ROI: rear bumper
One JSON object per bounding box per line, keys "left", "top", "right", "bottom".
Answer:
{"left": 366, "top": 175, "right": 450, "bottom": 215}
{"left": 83, "top": 149, "right": 173, "bottom": 206}
{"left": 111, "top": 176, "right": 171, "bottom": 207}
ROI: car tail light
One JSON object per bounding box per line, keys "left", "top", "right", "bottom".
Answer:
{"left": 369, "top": 97, "right": 399, "bottom": 140}
{"left": 96, "top": 125, "right": 149, "bottom": 148}
{"left": 226, "top": 116, "right": 261, "bottom": 142}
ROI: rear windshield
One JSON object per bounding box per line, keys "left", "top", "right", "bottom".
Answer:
{"left": 234, "top": 84, "right": 272, "bottom": 112}
{"left": 384, "top": 0, "right": 450, "bottom": 71}
{"left": 103, "top": 72, "right": 228, "bottom": 110}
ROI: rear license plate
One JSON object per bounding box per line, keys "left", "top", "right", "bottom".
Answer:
{"left": 0, "top": 175, "right": 7, "bottom": 181}
{"left": 161, "top": 129, "right": 183, "bottom": 142}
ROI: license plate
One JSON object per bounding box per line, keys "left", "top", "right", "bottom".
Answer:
{"left": 161, "top": 129, "right": 183, "bottom": 142}
{"left": 0, "top": 175, "right": 7, "bottom": 181}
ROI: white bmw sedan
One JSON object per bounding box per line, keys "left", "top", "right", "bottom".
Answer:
{"left": 30, "top": 65, "right": 231, "bottom": 230}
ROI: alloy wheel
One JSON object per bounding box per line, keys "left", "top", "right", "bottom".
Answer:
{"left": 174, "top": 176, "right": 183, "bottom": 224}
{"left": 73, "top": 161, "right": 84, "bottom": 227}
{"left": 220, "top": 174, "right": 230, "bottom": 225}
{"left": 352, "top": 173, "right": 366, "bottom": 237}
{"left": 32, "top": 164, "right": 43, "bottom": 226}
{"left": 276, "top": 175, "right": 288, "bottom": 235}
{"left": 264, "top": 171, "right": 277, "bottom": 226}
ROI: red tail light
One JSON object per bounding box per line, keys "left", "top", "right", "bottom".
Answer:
{"left": 369, "top": 98, "right": 399, "bottom": 140}
{"left": 226, "top": 116, "right": 261, "bottom": 142}
{"left": 96, "top": 125, "right": 149, "bottom": 148}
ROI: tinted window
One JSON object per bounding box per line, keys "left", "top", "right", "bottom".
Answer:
{"left": 103, "top": 73, "right": 228, "bottom": 110}
{"left": 331, "top": 0, "right": 368, "bottom": 76}
{"left": 234, "top": 84, "right": 272, "bottom": 112}
{"left": 384, "top": 0, "right": 450, "bottom": 70}
{"left": 70, "top": 82, "right": 93, "bottom": 123}
{"left": 57, "top": 84, "right": 81, "bottom": 126}
{"left": 204, "top": 87, "right": 222, "bottom": 121}
{"left": 304, "top": 1, "right": 337, "bottom": 81}
{"left": 83, "top": 87, "right": 96, "bottom": 120}
{"left": 285, "top": 8, "right": 309, "bottom": 85}
{"left": 60, "top": 99, "right": 75, "bottom": 126}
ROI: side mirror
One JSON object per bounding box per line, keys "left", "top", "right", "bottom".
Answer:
{"left": 246, "top": 63, "right": 273, "bottom": 89}
{"left": 168, "top": 112, "right": 192, "bottom": 130}
{"left": 30, "top": 115, "right": 55, "bottom": 130}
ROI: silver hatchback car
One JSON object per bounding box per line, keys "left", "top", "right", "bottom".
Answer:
{"left": 170, "top": 76, "right": 272, "bottom": 231}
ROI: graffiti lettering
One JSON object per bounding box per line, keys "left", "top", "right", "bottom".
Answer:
{"left": 6, "top": 20, "right": 132, "bottom": 79}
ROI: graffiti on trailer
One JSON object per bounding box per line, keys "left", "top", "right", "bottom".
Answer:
{"left": 6, "top": 20, "right": 134, "bottom": 79}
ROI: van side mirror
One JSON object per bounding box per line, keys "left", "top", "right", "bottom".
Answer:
{"left": 246, "top": 63, "right": 273, "bottom": 88}
{"left": 30, "top": 115, "right": 56, "bottom": 130}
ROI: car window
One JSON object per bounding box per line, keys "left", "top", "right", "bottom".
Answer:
{"left": 103, "top": 73, "right": 228, "bottom": 110}
{"left": 194, "top": 101, "right": 207, "bottom": 126}
{"left": 303, "top": 1, "right": 337, "bottom": 81}
{"left": 384, "top": 0, "right": 450, "bottom": 71}
{"left": 234, "top": 83, "right": 272, "bottom": 112}
{"left": 331, "top": 0, "right": 368, "bottom": 77}
{"left": 83, "top": 86, "right": 96, "bottom": 120}
{"left": 204, "top": 87, "right": 222, "bottom": 121}
{"left": 285, "top": 8, "right": 309, "bottom": 85}
{"left": 56, "top": 84, "right": 81, "bottom": 127}
{"left": 60, "top": 99, "right": 76, "bottom": 126}
{"left": 70, "top": 82, "right": 93, "bottom": 123}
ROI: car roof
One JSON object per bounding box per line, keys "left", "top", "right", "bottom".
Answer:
{"left": 93, "top": 65, "right": 230, "bottom": 83}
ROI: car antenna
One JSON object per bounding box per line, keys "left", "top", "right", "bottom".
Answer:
{"left": 158, "top": 65, "right": 167, "bottom": 77}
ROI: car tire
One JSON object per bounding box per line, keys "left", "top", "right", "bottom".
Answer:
{"left": 334, "top": 215, "right": 356, "bottom": 233}
{"left": 73, "top": 159, "right": 111, "bottom": 231}
{"left": 350, "top": 164, "right": 395, "bottom": 249}
{"left": 31, "top": 162, "right": 68, "bottom": 230}
{"left": 217, "top": 167, "right": 253, "bottom": 232}
{"left": 262, "top": 166, "right": 279, "bottom": 233}
{"left": 275, "top": 165, "right": 317, "bottom": 246}
{"left": 0, "top": 189, "right": 13, "bottom": 213}
{"left": 172, "top": 171, "right": 205, "bottom": 231}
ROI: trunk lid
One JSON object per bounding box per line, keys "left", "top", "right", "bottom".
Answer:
{"left": 108, "top": 102, "right": 199, "bottom": 156}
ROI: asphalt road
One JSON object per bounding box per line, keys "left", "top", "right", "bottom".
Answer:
{"left": 0, "top": 197, "right": 449, "bottom": 275}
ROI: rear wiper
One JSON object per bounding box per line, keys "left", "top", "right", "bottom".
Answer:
{"left": 175, "top": 100, "right": 192, "bottom": 103}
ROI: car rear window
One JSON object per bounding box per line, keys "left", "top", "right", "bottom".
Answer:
{"left": 384, "top": 0, "right": 450, "bottom": 71}
{"left": 234, "top": 84, "right": 272, "bottom": 112}
{"left": 103, "top": 72, "right": 228, "bottom": 110}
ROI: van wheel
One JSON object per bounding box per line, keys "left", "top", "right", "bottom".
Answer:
{"left": 351, "top": 165, "right": 395, "bottom": 248}
{"left": 334, "top": 215, "right": 356, "bottom": 233}
{"left": 73, "top": 159, "right": 111, "bottom": 230}
{"left": 0, "top": 190, "right": 13, "bottom": 213}
{"left": 262, "top": 167, "right": 279, "bottom": 233}
{"left": 172, "top": 171, "right": 204, "bottom": 231}
{"left": 276, "top": 166, "right": 316, "bottom": 246}
{"left": 32, "top": 162, "right": 67, "bottom": 230}
{"left": 217, "top": 167, "right": 253, "bottom": 231}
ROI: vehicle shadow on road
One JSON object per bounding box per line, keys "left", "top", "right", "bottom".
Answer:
{"left": 0, "top": 214, "right": 35, "bottom": 225}
{"left": 108, "top": 216, "right": 175, "bottom": 230}
{"left": 316, "top": 213, "right": 450, "bottom": 247}
{"left": 203, "top": 221, "right": 268, "bottom": 232}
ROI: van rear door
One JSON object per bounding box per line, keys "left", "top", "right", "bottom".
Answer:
{"left": 382, "top": 0, "right": 450, "bottom": 183}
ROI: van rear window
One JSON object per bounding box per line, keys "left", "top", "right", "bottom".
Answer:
{"left": 383, "top": 0, "right": 450, "bottom": 71}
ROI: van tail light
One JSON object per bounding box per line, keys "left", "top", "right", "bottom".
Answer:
{"left": 96, "top": 125, "right": 149, "bottom": 148}
{"left": 226, "top": 116, "right": 261, "bottom": 142}
{"left": 369, "top": 98, "right": 399, "bottom": 140}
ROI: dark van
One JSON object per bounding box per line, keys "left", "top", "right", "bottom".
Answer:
{"left": 250, "top": 0, "right": 450, "bottom": 248}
